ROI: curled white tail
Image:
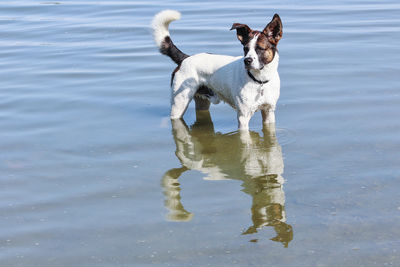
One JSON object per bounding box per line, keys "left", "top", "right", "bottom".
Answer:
{"left": 152, "top": 10, "right": 181, "bottom": 49}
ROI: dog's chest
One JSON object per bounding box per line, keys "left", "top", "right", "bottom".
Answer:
{"left": 238, "top": 82, "right": 278, "bottom": 110}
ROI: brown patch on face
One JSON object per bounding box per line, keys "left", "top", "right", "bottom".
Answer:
{"left": 255, "top": 33, "right": 277, "bottom": 65}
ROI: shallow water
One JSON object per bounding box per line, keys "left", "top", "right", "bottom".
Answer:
{"left": 1, "top": 0, "right": 400, "bottom": 266}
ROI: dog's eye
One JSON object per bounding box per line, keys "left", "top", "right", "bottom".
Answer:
{"left": 243, "top": 47, "right": 249, "bottom": 53}
{"left": 256, "top": 46, "right": 266, "bottom": 51}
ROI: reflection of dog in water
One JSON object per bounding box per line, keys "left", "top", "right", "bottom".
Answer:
{"left": 162, "top": 111, "right": 293, "bottom": 247}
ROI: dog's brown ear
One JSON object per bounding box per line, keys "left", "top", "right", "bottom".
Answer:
{"left": 263, "top": 14, "right": 282, "bottom": 45}
{"left": 230, "top": 23, "right": 252, "bottom": 44}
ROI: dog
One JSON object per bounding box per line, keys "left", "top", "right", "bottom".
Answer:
{"left": 152, "top": 10, "right": 283, "bottom": 130}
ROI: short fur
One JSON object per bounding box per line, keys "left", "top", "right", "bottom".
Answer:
{"left": 152, "top": 10, "right": 283, "bottom": 130}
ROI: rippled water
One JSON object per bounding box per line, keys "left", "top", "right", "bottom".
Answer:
{"left": 1, "top": 0, "right": 400, "bottom": 266}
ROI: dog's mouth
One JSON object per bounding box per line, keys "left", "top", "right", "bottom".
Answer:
{"left": 244, "top": 62, "right": 264, "bottom": 71}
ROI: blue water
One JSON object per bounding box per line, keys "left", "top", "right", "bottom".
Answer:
{"left": 1, "top": 0, "right": 400, "bottom": 266}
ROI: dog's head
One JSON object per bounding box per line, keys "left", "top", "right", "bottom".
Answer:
{"left": 231, "top": 14, "right": 282, "bottom": 70}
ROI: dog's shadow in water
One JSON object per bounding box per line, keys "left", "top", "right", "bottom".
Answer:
{"left": 162, "top": 110, "right": 293, "bottom": 247}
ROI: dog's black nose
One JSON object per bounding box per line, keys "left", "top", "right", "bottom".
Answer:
{"left": 244, "top": 57, "right": 253, "bottom": 66}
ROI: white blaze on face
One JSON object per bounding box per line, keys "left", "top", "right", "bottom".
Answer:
{"left": 245, "top": 33, "right": 261, "bottom": 69}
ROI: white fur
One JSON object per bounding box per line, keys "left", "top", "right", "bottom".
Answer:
{"left": 152, "top": 10, "right": 181, "bottom": 48}
{"left": 171, "top": 52, "right": 280, "bottom": 129}
{"left": 245, "top": 33, "right": 263, "bottom": 70}
{"left": 153, "top": 10, "right": 281, "bottom": 130}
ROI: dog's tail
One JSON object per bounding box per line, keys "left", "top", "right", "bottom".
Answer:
{"left": 152, "top": 10, "right": 189, "bottom": 65}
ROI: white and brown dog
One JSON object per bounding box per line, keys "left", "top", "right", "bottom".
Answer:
{"left": 152, "top": 10, "right": 283, "bottom": 130}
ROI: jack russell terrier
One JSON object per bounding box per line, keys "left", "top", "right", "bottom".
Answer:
{"left": 152, "top": 10, "right": 283, "bottom": 130}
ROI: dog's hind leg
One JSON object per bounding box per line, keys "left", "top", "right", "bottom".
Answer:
{"left": 194, "top": 85, "right": 215, "bottom": 111}
{"left": 170, "top": 78, "right": 197, "bottom": 119}
{"left": 194, "top": 96, "right": 210, "bottom": 111}
{"left": 170, "top": 89, "right": 193, "bottom": 119}
{"left": 170, "top": 68, "right": 203, "bottom": 118}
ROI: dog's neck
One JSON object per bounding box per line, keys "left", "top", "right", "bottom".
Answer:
{"left": 248, "top": 52, "right": 279, "bottom": 83}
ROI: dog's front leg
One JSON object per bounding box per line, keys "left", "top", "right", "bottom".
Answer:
{"left": 237, "top": 112, "right": 253, "bottom": 130}
{"left": 261, "top": 107, "right": 276, "bottom": 125}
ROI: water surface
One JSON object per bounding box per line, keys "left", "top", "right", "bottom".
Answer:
{"left": 1, "top": 0, "right": 400, "bottom": 266}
